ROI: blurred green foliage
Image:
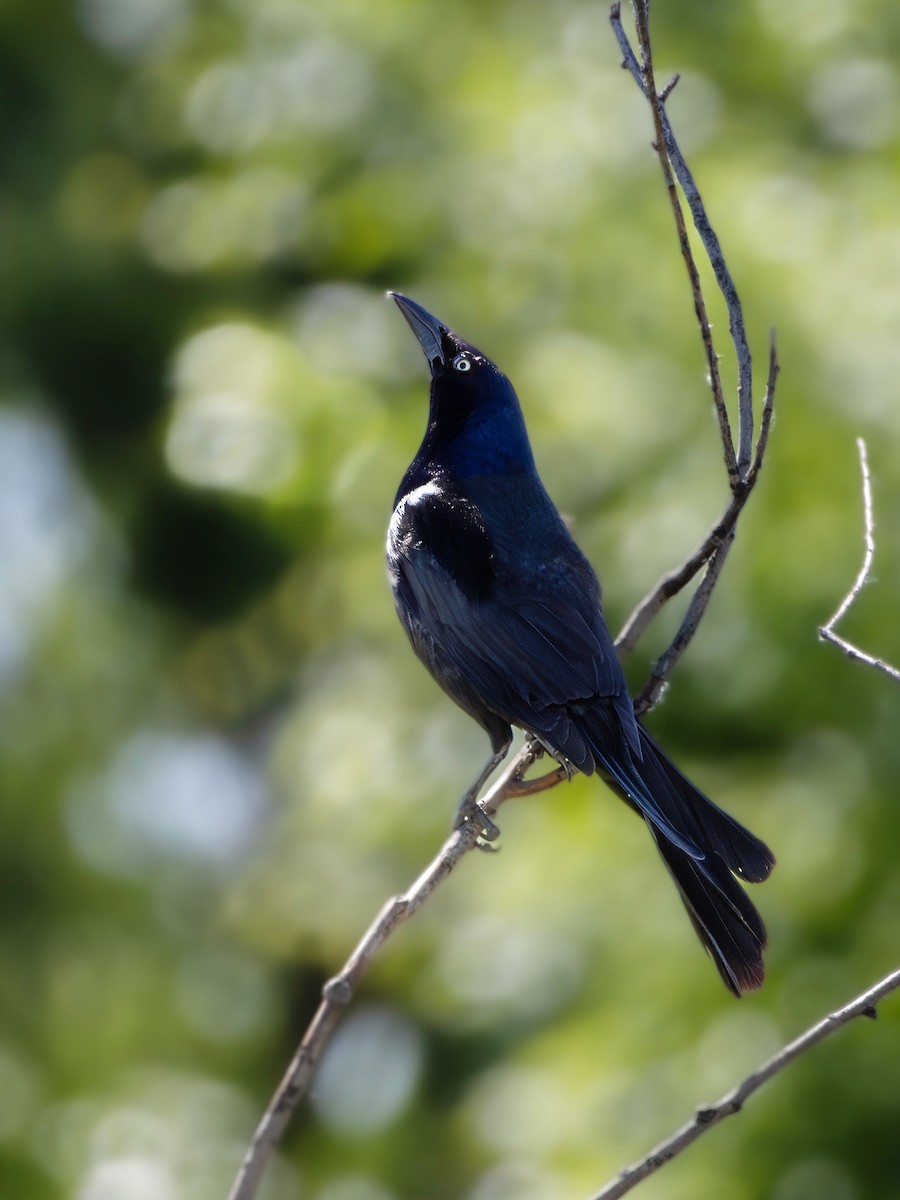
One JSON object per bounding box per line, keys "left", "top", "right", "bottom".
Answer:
{"left": 2, "top": 1, "right": 900, "bottom": 1198}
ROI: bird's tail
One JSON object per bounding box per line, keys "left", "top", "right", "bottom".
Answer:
{"left": 647, "top": 821, "right": 769, "bottom": 995}
{"left": 581, "top": 711, "right": 774, "bottom": 995}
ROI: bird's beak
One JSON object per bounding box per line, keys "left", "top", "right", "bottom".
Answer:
{"left": 389, "top": 292, "right": 447, "bottom": 371}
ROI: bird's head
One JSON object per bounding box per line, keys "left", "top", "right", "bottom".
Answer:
{"left": 389, "top": 291, "right": 534, "bottom": 478}
{"left": 390, "top": 291, "right": 499, "bottom": 385}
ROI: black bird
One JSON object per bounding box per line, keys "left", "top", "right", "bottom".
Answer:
{"left": 387, "top": 292, "right": 774, "bottom": 995}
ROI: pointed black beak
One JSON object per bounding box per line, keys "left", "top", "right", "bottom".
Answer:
{"left": 389, "top": 292, "right": 447, "bottom": 371}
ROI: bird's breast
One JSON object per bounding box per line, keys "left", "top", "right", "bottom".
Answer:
{"left": 386, "top": 478, "right": 443, "bottom": 573}
{"left": 387, "top": 477, "right": 497, "bottom": 605}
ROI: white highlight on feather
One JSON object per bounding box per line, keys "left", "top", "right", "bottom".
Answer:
{"left": 386, "top": 479, "right": 444, "bottom": 571}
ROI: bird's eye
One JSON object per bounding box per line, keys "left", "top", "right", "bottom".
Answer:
{"left": 453, "top": 355, "right": 472, "bottom": 372}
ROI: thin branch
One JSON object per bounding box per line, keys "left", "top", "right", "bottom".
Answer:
{"left": 588, "top": 966, "right": 900, "bottom": 1200}
{"left": 819, "top": 438, "right": 900, "bottom": 683}
{"left": 746, "top": 332, "right": 778, "bottom": 486}
{"left": 626, "top": 0, "right": 738, "bottom": 489}
{"left": 227, "top": 738, "right": 546, "bottom": 1200}
{"left": 617, "top": 336, "right": 779, "bottom": 665}
{"left": 615, "top": 496, "right": 740, "bottom": 656}
{"left": 608, "top": 1, "right": 779, "bottom": 692}
{"left": 610, "top": 1, "right": 755, "bottom": 481}
{"left": 632, "top": 530, "right": 733, "bottom": 717}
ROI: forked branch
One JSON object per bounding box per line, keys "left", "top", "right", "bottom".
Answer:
{"left": 611, "top": 0, "right": 778, "bottom": 693}
{"left": 819, "top": 438, "right": 900, "bottom": 683}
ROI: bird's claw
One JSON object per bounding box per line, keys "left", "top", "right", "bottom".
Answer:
{"left": 527, "top": 734, "right": 573, "bottom": 781}
{"left": 453, "top": 792, "right": 501, "bottom": 843}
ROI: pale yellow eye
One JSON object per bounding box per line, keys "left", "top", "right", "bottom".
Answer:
{"left": 453, "top": 355, "right": 472, "bottom": 372}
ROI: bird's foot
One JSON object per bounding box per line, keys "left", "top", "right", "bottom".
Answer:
{"left": 452, "top": 790, "right": 501, "bottom": 846}
{"left": 527, "top": 735, "right": 574, "bottom": 782}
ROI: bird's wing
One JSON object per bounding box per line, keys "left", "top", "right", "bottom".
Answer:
{"left": 401, "top": 545, "right": 705, "bottom": 855}
{"left": 391, "top": 483, "right": 708, "bottom": 858}
{"left": 391, "top": 483, "right": 621, "bottom": 725}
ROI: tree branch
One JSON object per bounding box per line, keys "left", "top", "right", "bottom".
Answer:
{"left": 610, "top": 0, "right": 755, "bottom": 480}
{"left": 611, "top": 3, "right": 779, "bottom": 683}
{"left": 626, "top": 0, "right": 738, "bottom": 488}
{"left": 587, "top": 966, "right": 900, "bottom": 1200}
{"left": 227, "top": 738, "right": 548, "bottom": 1200}
{"left": 819, "top": 438, "right": 900, "bottom": 683}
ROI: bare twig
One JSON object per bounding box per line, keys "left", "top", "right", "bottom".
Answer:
{"left": 615, "top": 494, "right": 739, "bottom": 657}
{"left": 610, "top": 2, "right": 778, "bottom": 685}
{"left": 627, "top": 0, "right": 738, "bottom": 489}
{"left": 227, "top": 738, "right": 546, "bottom": 1200}
{"left": 819, "top": 438, "right": 900, "bottom": 683}
{"left": 632, "top": 530, "right": 734, "bottom": 717}
{"left": 617, "top": 337, "right": 779, "bottom": 663}
{"left": 610, "top": 1, "right": 755, "bottom": 479}
{"left": 588, "top": 966, "right": 900, "bottom": 1199}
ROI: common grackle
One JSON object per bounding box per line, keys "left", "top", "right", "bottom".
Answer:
{"left": 387, "top": 292, "right": 774, "bottom": 995}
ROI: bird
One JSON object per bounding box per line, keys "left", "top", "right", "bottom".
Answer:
{"left": 386, "top": 291, "right": 774, "bottom": 996}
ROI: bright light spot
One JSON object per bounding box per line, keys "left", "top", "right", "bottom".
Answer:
{"left": 465, "top": 1065, "right": 580, "bottom": 1156}
{"left": 77, "top": 1157, "right": 176, "bottom": 1200}
{"left": 66, "top": 730, "right": 268, "bottom": 876}
{"left": 166, "top": 391, "right": 297, "bottom": 493}
{"left": 166, "top": 322, "right": 300, "bottom": 495}
{"left": 75, "top": 0, "right": 185, "bottom": 61}
{"left": 140, "top": 172, "right": 305, "bottom": 273}
{"left": 737, "top": 174, "right": 832, "bottom": 264}
{"left": 436, "top": 915, "right": 583, "bottom": 1021}
{"left": 757, "top": 0, "right": 852, "bottom": 46}
{"left": 316, "top": 1177, "right": 397, "bottom": 1200}
{"left": 269, "top": 38, "right": 374, "bottom": 134}
{"left": 186, "top": 63, "right": 273, "bottom": 154}
{"left": 469, "top": 1160, "right": 569, "bottom": 1200}
{"left": 0, "top": 410, "right": 103, "bottom": 687}
{"left": 695, "top": 1009, "right": 782, "bottom": 1093}
{"left": 808, "top": 59, "right": 899, "bottom": 149}
{"left": 664, "top": 72, "right": 722, "bottom": 153}
{"left": 314, "top": 1007, "right": 423, "bottom": 1135}
{"left": 140, "top": 181, "right": 229, "bottom": 272}
{"left": 175, "top": 323, "right": 278, "bottom": 397}
{"left": 289, "top": 284, "right": 400, "bottom": 379}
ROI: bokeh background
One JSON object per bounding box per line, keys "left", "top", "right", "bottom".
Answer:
{"left": 2, "top": 1, "right": 900, "bottom": 1198}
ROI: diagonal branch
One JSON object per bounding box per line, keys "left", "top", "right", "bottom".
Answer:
{"left": 631, "top": 529, "right": 734, "bottom": 717}
{"left": 610, "top": 18, "right": 782, "bottom": 686}
{"left": 623, "top": 0, "right": 738, "bottom": 489}
{"left": 610, "top": 0, "right": 755, "bottom": 480}
{"left": 227, "top": 738, "right": 548, "bottom": 1200}
{"left": 819, "top": 438, "right": 900, "bottom": 683}
{"left": 588, "top": 966, "right": 900, "bottom": 1200}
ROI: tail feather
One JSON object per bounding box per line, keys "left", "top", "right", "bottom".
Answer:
{"left": 572, "top": 702, "right": 774, "bottom": 995}
{"left": 633, "top": 726, "right": 775, "bottom": 884}
{"left": 650, "top": 825, "right": 767, "bottom": 995}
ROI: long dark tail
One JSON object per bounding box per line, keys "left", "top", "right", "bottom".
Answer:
{"left": 648, "top": 822, "right": 769, "bottom": 995}
{"left": 577, "top": 705, "right": 774, "bottom": 995}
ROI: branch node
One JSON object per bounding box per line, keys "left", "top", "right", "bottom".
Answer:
{"left": 322, "top": 976, "right": 353, "bottom": 1005}
{"left": 659, "top": 72, "right": 681, "bottom": 102}
{"left": 819, "top": 438, "right": 900, "bottom": 683}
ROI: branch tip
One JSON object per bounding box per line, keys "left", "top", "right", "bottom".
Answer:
{"left": 819, "top": 438, "right": 900, "bottom": 683}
